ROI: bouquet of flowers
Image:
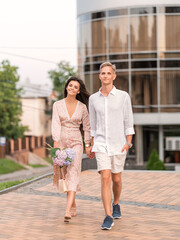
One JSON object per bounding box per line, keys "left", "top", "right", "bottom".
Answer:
{"left": 46, "top": 143, "right": 76, "bottom": 193}
{"left": 46, "top": 143, "right": 76, "bottom": 168}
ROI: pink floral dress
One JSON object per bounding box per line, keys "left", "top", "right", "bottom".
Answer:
{"left": 51, "top": 99, "right": 90, "bottom": 192}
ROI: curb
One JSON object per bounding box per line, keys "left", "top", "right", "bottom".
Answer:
{"left": 0, "top": 172, "right": 53, "bottom": 195}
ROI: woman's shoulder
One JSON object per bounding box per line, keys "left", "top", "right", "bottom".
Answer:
{"left": 78, "top": 100, "right": 87, "bottom": 108}
{"left": 78, "top": 100, "right": 87, "bottom": 109}
{"left": 53, "top": 99, "right": 64, "bottom": 106}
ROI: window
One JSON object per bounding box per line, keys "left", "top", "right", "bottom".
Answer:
{"left": 132, "top": 71, "right": 157, "bottom": 112}
{"left": 130, "top": 7, "right": 156, "bottom": 15}
{"left": 130, "top": 15, "right": 156, "bottom": 52}
{"left": 160, "top": 70, "right": 180, "bottom": 111}
{"left": 92, "top": 20, "right": 106, "bottom": 55}
{"left": 92, "top": 12, "right": 106, "bottom": 19}
{"left": 93, "top": 73, "right": 101, "bottom": 93}
{"left": 109, "top": 9, "right": 128, "bottom": 17}
{"left": 114, "top": 72, "right": 129, "bottom": 92}
{"left": 158, "top": 15, "right": 180, "bottom": 51}
{"left": 132, "top": 61, "right": 156, "bottom": 69}
{"left": 109, "top": 17, "right": 129, "bottom": 53}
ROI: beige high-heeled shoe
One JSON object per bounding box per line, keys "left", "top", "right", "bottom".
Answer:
{"left": 70, "top": 207, "right": 77, "bottom": 217}
{"left": 64, "top": 211, "right": 71, "bottom": 222}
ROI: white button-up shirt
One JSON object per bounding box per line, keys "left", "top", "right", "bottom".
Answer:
{"left": 89, "top": 86, "right": 135, "bottom": 156}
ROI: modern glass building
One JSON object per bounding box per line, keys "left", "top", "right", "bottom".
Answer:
{"left": 77, "top": 0, "right": 180, "bottom": 166}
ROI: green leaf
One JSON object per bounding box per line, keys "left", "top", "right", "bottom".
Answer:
{"left": 50, "top": 147, "right": 60, "bottom": 158}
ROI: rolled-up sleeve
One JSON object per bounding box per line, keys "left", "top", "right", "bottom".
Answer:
{"left": 89, "top": 96, "right": 96, "bottom": 137}
{"left": 123, "top": 94, "right": 135, "bottom": 136}
{"left": 51, "top": 102, "right": 61, "bottom": 142}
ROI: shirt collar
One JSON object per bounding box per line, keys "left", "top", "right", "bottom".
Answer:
{"left": 98, "top": 86, "right": 116, "bottom": 96}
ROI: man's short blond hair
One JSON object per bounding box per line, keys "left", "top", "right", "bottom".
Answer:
{"left": 99, "top": 62, "right": 116, "bottom": 73}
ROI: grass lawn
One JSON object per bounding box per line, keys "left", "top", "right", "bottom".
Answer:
{"left": 0, "top": 178, "right": 33, "bottom": 191}
{"left": 0, "top": 158, "right": 26, "bottom": 175}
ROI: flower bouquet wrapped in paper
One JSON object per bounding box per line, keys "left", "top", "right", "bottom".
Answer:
{"left": 46, "top": 143, "right": 76, "bottom": 193}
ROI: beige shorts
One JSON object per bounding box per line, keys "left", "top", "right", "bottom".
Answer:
{"left": 95, "top": 151, "right": 126, "bottom": 173}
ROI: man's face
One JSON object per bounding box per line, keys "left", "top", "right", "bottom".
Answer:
{"left": 99, "top": 66, "right": 116, "bottom": 86}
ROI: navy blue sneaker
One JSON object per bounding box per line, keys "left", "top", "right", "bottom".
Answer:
{"left": 101, "top": 215, "right": 114, "bottom": 230}
{"left": 112, "top": 204, "right": 122, "bottom": 219}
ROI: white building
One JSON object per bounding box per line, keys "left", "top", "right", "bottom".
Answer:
{"left": 77, "top": 0, "right": 180, "bottom": 164}
{"left": 20, "top": 81, "right": 52, "bottom": 137}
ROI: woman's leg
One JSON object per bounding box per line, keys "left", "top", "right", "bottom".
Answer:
{"left": 65, "top": 191, "right": 76, "bottom": 212}
{"left": 64, "top": 191, "right": 76, "bottom": 221}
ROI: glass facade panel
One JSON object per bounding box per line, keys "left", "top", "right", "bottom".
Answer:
{"left": 84, "top": 74, "right": 91, "bottom": 92}
{"left": 130, "top": 15, "right": 156, "bottom": 52}
{"left": 160, "top": 52, "right": 180, "bottom": 59}
{"left": 130, "top": 7, "right": 156, "bottom": 15}
{"left": 132, "top": 71, "right": 157, "bottom": 112}
{"left": 78, "top": 13, "right": 91, "bottom": 23}
{"left": 78, "top": 22, "right": 91, "bottom": 66}
{"left": 114, "top": 72, "right": 128, "bottom": 92}
{"left": 92, "top": 20, "right": 106, "bottom": 55}
{"left": 93, "top": 55, "right": 107, "bottom": 62}
{"left": 159, "top": 6, "right": 180, "bottom": 14}
{"left": 143, "top": 126, "right": 159, "bottom": 162}
{"left": 131, "top": 53, "right": 157, "bottom": 59}
{"left": 84, "top": 64, "right": 90, "bottom": 72}
{"left": 159, "top": 15, "right": 180, "bottom": 51}
{"left": 109, "top": 17, "right": 128, "bottom": 53}
{"left": 109, "top": 8, "right": 128, "bottom": 17}
{"left": 93, "top": 63, "right": 101, "bottom": 71}
{"left": 111, "top": 61, "right": 128, "bottom": 70}
{"left": 93, "top": 73, "right": 101, "bottom": 93}
{"left": 109, "top": 54, "right": 128, "bottom": 60}
{"left": 160, "top": 70, "right": 180, "bottom": 110}
{"left": 92, "top": 12, "right": 106, "bottom": 19}
{"left": 160, "top": 60, "right": 180, "bottom": 68}
{"left": 132, "top": 61, "right": 157, "bottom": 68}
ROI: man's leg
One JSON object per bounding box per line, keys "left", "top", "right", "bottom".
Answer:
{"left": 101, "top": 169, "right": 112, "bottom": 217}
{"left": 112, "top": 172, "right": 122, "bottom": 205}
{"left": 111, "top": 172, "right": 122, "bottom": 219}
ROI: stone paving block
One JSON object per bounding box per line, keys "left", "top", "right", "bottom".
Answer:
{"left": 0, "top": 170, "right": 179, "bottom": 239}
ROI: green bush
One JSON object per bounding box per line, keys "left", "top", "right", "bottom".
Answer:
{"left": 146, "top": 149, "right": 166, "bottom": 170}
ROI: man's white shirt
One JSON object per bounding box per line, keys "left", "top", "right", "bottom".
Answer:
{"left": 89, "top": 86, "right": 135, "bottom": 156}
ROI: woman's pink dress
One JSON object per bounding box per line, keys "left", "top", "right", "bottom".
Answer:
{"left": 51, "top": 99, "right": 90, "bottom": 192}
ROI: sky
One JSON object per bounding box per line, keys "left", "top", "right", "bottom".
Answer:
{"left": 0, "top": 0, "right": 77, "bottom": 87}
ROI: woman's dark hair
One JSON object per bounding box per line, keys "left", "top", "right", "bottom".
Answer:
{"left": 64, "top": 76, "right": 90, "bottom": 108}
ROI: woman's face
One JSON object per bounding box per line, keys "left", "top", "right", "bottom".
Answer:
{"left": 66, "top": 80, "right": 80, "bottom": 97}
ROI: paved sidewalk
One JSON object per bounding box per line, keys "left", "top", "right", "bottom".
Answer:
{"left": 0, "top": 170, "right": 180, "bottom": 240}
{"left": 0, "top": 166, "right": 53, "bottom": 183}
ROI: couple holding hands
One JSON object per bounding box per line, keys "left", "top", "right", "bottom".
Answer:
{"left": 52, "top": 61, "right": 134, "bottom": 230}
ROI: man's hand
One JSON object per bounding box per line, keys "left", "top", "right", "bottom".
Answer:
{"left": 121, "top": 144, "right": 129, "bottom": 153}
{"left": 85, "top": 146, "right": 95, "bottom": 159}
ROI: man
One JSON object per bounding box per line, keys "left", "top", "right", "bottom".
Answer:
{"left": 89, "top": 62, "right": 135, "bottom": 230}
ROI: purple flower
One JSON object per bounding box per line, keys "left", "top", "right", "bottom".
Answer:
{"left": 64, "top": 160, "right": 71, "bottom": 166}
{"left": 65, "top": 148, "right": 76, "bottom": 160}
{"left": 56, "top": 159, "right": 64, "bottom": 167}
{"left": 56, "top": 150, "right": 67, "bottom": 161}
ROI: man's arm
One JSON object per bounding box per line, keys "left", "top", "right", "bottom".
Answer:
{"left": 121, "top": 135, "right": 133, "bottom": 153}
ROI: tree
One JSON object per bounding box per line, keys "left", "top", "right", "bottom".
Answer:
{"left": 146, "top": 149, "right": 166, "bottom": 170}
{"left": 0, "top": 60, "right": 28, "bottom": 139}
{"left": 48, "top": 61, "right": 77, "bottom": 99}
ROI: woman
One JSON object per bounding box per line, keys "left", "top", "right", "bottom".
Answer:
{"left": 51, "top": 76, "right": 92, "bottom": 222}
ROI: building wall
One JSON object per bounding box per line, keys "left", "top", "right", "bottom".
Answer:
{"left": 21, "top": 98, "right": 51, "bottom": 137}
{"left": 77, "top": 0, "right": 180, "bottom": 15}
{"left": 77, "top": 1, "right": 180, "bottom": 163}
